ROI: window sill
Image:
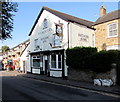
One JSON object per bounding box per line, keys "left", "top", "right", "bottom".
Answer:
{"left": 107, "top": 35, "right": 118, "bottom": 39}
{"left": 50, "top": 68, "right": 62, "bottom": 71}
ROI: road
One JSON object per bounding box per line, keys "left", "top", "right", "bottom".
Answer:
{"left": 1, "top": 71, "right": 120, "bottom": 101}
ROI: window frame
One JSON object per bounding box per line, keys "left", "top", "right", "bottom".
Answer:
{"left": 43, "top": 19, "right": 48, "bottom": 29}
{"left": 32, "top": 55, "right": 40, "bottom": 68}
{"left": 50, "top": 54, "right": 62, "bottom": 70}
{"left": 52, "top": 34, "right": 62, "bottom": 47}
{"left": 34, "top": 39, "right": 39, "bottom": 50}
{"left": 108, "top": 22, "right": 118, "bottom": 38}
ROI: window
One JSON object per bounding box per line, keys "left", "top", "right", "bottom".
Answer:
{"left": 32, "top": 56, "right": 40, "bottom": 67}
{"left": 43, "top": 19, "right": 48, "bottom": 29}
{"left": 51, "top": 55, "right": 56, "bottom": 68}
{"left": 58, "top": 54, "right": 62, "bottom": 69}
{"left": 108, "top": 23, "right": 117, "bottom": 37}
{"left": 50, "top": 54, "right": 62, "bottom": 69}
{"left": 52, "top": 24, "right": 63, "bottom": 47}
{"left": 34, "top": 39, "right": 39, "bottom": 50}
{"left": 53, "top": 34, "right": 62, "bottom": 47}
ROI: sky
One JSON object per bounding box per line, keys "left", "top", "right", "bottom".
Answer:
{"left": 0, "top": 1, "right": 119, "bottom": 48}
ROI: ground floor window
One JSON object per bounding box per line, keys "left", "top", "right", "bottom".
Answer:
{"left": 32, "top": 55, "right": 40, "bottom": 67}
{"left": 50, "top": 54, "right": 62, "bottom": 70}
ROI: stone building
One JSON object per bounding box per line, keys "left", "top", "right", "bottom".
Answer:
{"left": 93, "top": 5, "right": 120, "bottom": 51}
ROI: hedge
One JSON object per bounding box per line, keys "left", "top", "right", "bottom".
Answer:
{"left": 66, "top": 47, "right": 97, "bottom": 70}
{"left": 66, "top": 47, "right": 120, "bottom": 73}
{"left": 85, "top": 50, "right": 120, "bottom": 73}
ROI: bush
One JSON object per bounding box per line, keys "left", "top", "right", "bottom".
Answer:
{"left": 85, "top": 50, "right": 120, "bottom": 73}
{"left": 66, "top": 47, "right": 120, "bottom": 73}
{"left": 66, "top": 46, "right": 97, "bottom": 70}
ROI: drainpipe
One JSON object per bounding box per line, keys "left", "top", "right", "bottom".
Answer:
{"left": 67, "top": 22, "right": 70, "bottom": 49}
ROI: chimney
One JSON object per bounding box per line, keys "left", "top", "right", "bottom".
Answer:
{"left": 100, "top": 5, "right": 106, "bottom": 17}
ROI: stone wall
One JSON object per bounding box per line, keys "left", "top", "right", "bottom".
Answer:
{"left": 68, "top": 67, "right": 117, "bottom": 85}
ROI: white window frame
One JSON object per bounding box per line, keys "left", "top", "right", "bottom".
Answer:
{"left": 108, "top": 22, "right": 118, "bottom": 38}
{"left": 32, "top": 56, "right": 40, "bottom": 68}
{"left": 52, "top": 34, "right": 62, "bottom": 47}
{"left": 50, "top": 54, "right": 62, "bottom": 70}
{"left": 43, "top": 19, "right": 48, "bottom": 29}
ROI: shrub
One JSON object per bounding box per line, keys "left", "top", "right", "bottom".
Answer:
{"left": 66, "top": 47, "right": 120, "bottom": 73}
{"left": 85, "top": 50, "right": 120, "bottom": 73}
{"left": 66, "top": 46, "right": 97, "bottom": 70}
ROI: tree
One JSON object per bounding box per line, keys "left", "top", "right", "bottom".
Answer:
{"left": 1, "top": 45, "right": 10, "bottom": 53}
{"left": 0, "top": 1, "right": 18, "bottom": 40}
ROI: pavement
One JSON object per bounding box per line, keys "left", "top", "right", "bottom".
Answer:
{"left": 2, "top": 70, "right": 120, "bottom": 97}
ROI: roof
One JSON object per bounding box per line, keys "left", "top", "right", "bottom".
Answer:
{"left": 29, "top": 6, "right": 94, "bottom": 36}
{"left": 20, "top": 42, "right": 30, "bottom": 56}
{"left": 11, "top": 39, "right": 30, "bottom": 50}
{"left": 93, "top": 9, "right": 120, "bottom": 25}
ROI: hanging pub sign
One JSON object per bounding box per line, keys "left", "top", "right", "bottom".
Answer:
{"left": 56, "top": 24, "right": 63, "bottom": 37}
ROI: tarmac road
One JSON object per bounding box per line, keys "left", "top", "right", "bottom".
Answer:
{"left": 1, "top": 71, "right": 120, "bottom": 101}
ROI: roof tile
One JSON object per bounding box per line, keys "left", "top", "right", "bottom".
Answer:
{"left": 93, "top": 9, "right": 120, "bottom": 25}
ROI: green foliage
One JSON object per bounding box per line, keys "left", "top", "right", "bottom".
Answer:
{"left": 85, "top": 50, "right": 120, "bottom": 73}
{"left": 66, "top": 47, "right": 120, "bottom": 73}
{"left": 66, "top": 47, "right": 97, "bottom": 69}
{"left": 1, "top": 45, "right": 10, "bottom": 53}
{"left": 1, "top": 1, "right": 18, "bottom": 40}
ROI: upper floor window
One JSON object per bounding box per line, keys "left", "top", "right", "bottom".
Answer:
{"left": 34, "top": 39, "right": 39, "bottom": 50}
{"left": 52, "top": 24, "right": 63, "bottom": 47}
{"left": 108, "top": 23, "right": 117, "bottom": 37}
{"left": 53, "top": 34, "right": 62, "bottom": 47}
{"left": 43, "top": 19, "right": 48, "bottom": 29}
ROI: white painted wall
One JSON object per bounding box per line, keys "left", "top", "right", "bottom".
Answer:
{"left": 27, "top": 55, "right": 31, "bottom": 72}
{"left": 50, "top": 71, "right": 62, "bottom": 77}
{"left": 29, "top": 10, "right": 68, "bottom": 53}
{"left": 29, "top": 9, "right": 95, "bottom": 77}
{"left": 32, "top": 69, "right": 40, "bottom": 74}
{"left": 20, "top": 44, "right": 29, "bottom": 72}
{"left": 69, "top": 23, "right": 95, "bottom": 48}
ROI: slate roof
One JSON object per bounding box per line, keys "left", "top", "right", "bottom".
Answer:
{"left": 93, "top": 9, "right": 120, "bottom": 25}
{"left": 29, "top": 6, "right": 94, "bottom": 36}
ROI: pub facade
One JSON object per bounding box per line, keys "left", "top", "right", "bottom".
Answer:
{"left": 28, "top": 6, "right": 95, "bottom": 77}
